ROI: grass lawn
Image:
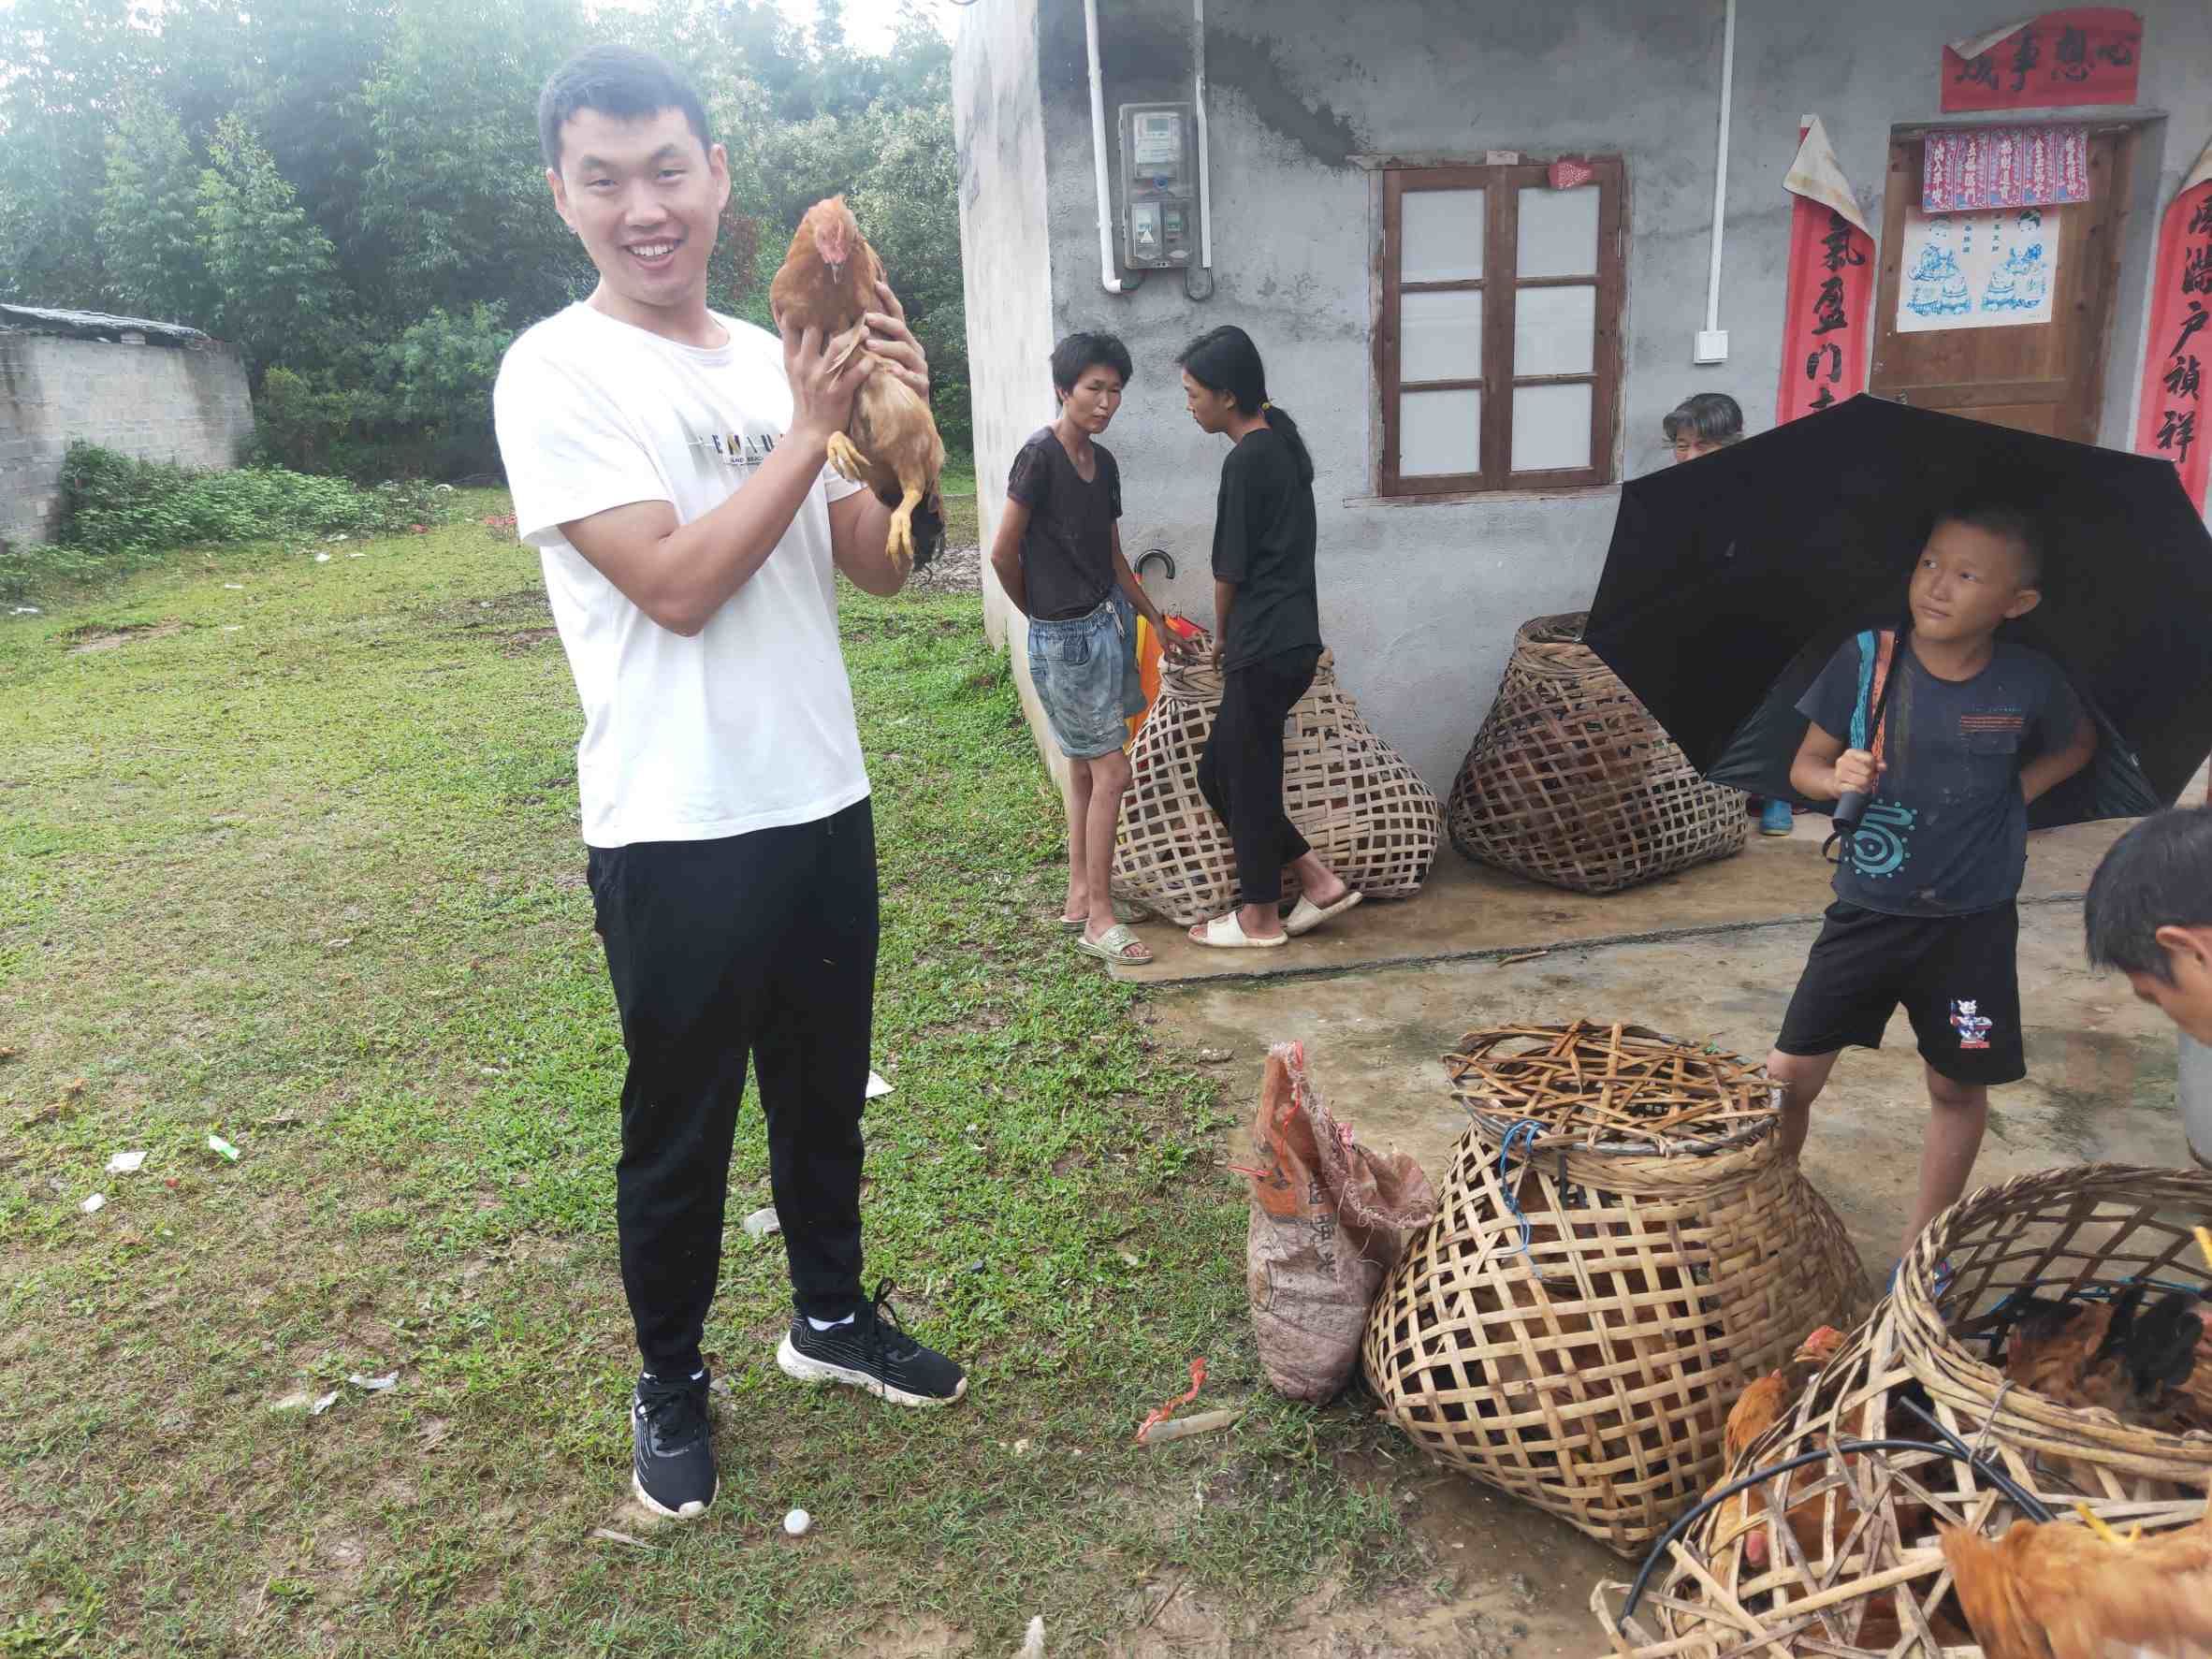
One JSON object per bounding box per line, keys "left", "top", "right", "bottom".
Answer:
{"left": 0, "top": 501, "right": 1414, "bottom": 1655}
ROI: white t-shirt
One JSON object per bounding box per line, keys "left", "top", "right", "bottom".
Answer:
{"left": 492, "top": 302, "right": 869, "bottom": 848}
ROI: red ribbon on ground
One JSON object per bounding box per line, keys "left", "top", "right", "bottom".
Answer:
{"left": 1135, "top": 1357, "right": 1207, "bottom": 1444}
{"left": 2132, "top": 149, "right": 2211, "bottom": 514}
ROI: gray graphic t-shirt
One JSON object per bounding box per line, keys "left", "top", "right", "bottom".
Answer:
{"left": 1798, "top": 634, "right": 2080, "bottom": 916}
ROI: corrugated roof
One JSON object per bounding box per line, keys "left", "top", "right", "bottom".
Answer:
{"left": 0, "top": 303, "right": 215, "bottom": 346}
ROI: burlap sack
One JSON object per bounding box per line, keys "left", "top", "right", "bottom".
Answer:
{"left": 1241, "top": 1042, "right": 1436, "bottom": 1403}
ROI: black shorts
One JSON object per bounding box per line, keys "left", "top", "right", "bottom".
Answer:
{"left": 1776, "top": 900, "right": 2025, "bottom": 1085}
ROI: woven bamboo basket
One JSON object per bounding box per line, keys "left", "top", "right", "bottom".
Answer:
{"left": 1110, "top": 648, "right": 1442, "bottom": 926}
{"left": 1362, "top": 1023, "right": 1869, "bottom": 1558}
{"left": 1594, "top": 1163, "right": 2212, "bottom": 1657}
{"left": 1446, "top": 613, "right": 1747, "bottom": 895}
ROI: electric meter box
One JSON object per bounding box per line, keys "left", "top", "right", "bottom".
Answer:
{"left": 1118, "top": 102, "right": 1198, "bottom": 269}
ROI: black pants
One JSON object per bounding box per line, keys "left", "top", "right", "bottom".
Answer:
{"left": 1196, "top": 645, "right": 1321, "bottom": 907}
{"left": 1775, "top": 899, "right": 2025, "bottom": 1085}
{"left": 586, "top": 798, "right": 878, "bottom": 1378}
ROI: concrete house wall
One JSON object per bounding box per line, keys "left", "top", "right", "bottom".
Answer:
{"left": 953, "top": 0, "right": 2209, "bottom": 793}
{"left": 1, "top": 328, "right": 254, "bottom": 550}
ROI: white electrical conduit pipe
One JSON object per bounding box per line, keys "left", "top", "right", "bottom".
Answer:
{"left": 1704, "top": 0, "right": 1738, "bottom": 337}
{"left": 1194, "top": 0, "right": 1213, "bottom": 276}
{"left": 1084, "top": 0, "right": 1132, "bottom": 294}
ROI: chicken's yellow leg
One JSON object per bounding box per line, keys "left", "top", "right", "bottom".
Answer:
{"left": 2074, "top": 1503, "right": 2141, "bottom": 1547}
{"left": 885, "top": 485, "right": 923, "bottom": 575}
{"left": 824, "top": 431, "right": 871, "bottom": 483}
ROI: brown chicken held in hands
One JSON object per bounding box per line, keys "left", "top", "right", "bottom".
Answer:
{"left": 1940, "top": 1503, "right": 2212, "bottom": 1659}
{"left": 768, "top": 196, "right": 944, "bottom": 575}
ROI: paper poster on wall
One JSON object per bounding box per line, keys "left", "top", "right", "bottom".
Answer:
{"left": 1896, "top": 205, "right": 2061, "bottom": 333}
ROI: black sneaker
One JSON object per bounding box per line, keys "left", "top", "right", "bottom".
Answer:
{"left": 631, "top": 1369, "right": 718, "bottom": 1520}
{"left": 777, "top": 1283, "right": 968, "bottom": 1407}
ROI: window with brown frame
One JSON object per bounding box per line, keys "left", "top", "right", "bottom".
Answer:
{"left": 1378, "top": 158, "right": 1626, "bottom": 496}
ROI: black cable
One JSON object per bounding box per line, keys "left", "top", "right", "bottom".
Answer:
{"left": 1889, "top": 1392, "right": 2055, "bottom": 1523}
{"left": 1618, "top": 1434, "right": 2052, "bottom": 1623}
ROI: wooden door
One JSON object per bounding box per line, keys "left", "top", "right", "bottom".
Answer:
{"left": 1870, "top": 130, "right": 2132, "bottom": 442}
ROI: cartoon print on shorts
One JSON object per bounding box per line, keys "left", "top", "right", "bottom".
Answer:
{"left": 1950, "top": 998, "right": 1995, "bottom": 1051}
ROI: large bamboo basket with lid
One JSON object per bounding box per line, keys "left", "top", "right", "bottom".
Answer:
{"left": 1109, "top": 648, "right": 1442, "bottom": 926}
{"left": 1593, "top": 1163, "right": 2212, "bottom": 1657}
{"left": 1362, "top": 1022, "right": 1869, "bottom": 1558}
{"left": 1446, "top": 613, "right": 1747, "bottom": 895}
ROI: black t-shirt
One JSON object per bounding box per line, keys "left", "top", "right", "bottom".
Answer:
{"left": 1798, "top": 634, "right": 2082, "bottom": 916}
{"left": 1007, "top": 427, "right": 1120, "bottom": 620}
{"left": 1212, "top": 427, "right": 1321, "bottom": 670}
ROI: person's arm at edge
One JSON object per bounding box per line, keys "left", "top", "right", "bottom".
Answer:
{"left": 989, "top": 499, "right": 1033, "bottom": 617}
{"left": 2021, "top": 715, "right": 2097, "bottom": 806}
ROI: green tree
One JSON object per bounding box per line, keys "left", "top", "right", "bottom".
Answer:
{"left": 97, "top": 95, "right": 216, "bottom": 327}
{"left": 0, "top": 0, "right": 152, "bottom": 305}
{"left": 0, "top": 0, "right": 972, "bottom": 474}
{"left": 357, "top": 0, "right": 591, "bottom": 327}
{"left": 196, "top": 114, "right": 347, "bottom": 372}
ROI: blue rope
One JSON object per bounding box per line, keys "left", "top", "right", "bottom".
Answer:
{"left": 1496, "top": 1119, "right": 1550, "bottom": 1263}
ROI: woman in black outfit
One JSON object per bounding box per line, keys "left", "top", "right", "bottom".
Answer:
{"left": 1177, "top": 327, "right": 1361, "bottom": 949}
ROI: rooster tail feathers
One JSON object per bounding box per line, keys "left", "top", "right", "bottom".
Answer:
{"left": 2125, "top": 1291, "right": 2206, "bottom": 1394}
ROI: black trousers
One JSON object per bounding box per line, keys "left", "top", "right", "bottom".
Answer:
{"left": 586, "top": 798, "right": 877, "bottom": 1378}
{"left": 1196, "top": 645, "right": 1321, "bottom": 907}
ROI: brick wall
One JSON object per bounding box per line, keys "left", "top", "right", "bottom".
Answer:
{"left": 0, "top": 331, "right": 255, "bottom": 551}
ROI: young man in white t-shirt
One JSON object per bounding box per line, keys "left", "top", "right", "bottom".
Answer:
{"left": 493, "top": 45, "right": 966, "bottom": 1523}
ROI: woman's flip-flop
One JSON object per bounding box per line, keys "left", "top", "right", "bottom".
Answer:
{"left": 1074, "top": 922, "right": 1153, "bottom": 964}
{"left": 1285, "top": 890, "right": 1361, "bottom": 938}
{"left": 1187, "top": 913, "right": 1288, "bottom": 949}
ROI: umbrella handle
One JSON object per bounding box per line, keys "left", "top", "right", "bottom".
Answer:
{"left": 1834, "top": 788, "right": 1869, "bottom": 833}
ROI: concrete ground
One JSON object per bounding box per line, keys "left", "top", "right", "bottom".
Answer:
{"left": 1130, "top": 804, "right": 2203, "bottom": 1657}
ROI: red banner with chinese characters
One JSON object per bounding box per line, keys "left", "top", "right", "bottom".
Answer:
{"left": 1778, "top": 120, "right": 1875, "bottom": 425}
{"left": 1942, "top": 8, "right": 2142, "bottom": 111}
{"left": 2133, "top": 141, "right": 2212, "bottom": 514}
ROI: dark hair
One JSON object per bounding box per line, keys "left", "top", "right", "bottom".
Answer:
{"left": 1051, "top": 332, "right": 1133, "bottom": 396}
{"left": 539, "top": 46, "right": 713, "bottom": 172}
{"left": 1932, "top": 495, "right": 2045, "bottom": 588}
{"left": 1175, "top": 326, "right": 1314, "bottom": 485}
{"left": 2085, "top": 808, "right": 2212, "bottom": 982}
{"left": 1661, "top": 392, "right": 1744, "bottom": 447}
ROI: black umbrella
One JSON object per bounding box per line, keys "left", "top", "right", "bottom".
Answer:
{"left": 1584, "top": 395, "right": 2212, "bottom": 830}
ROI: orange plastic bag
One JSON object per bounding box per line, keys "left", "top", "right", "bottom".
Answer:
{"left": 1125, "top": 614, "right": 1163, "bottom": 744}
{"left": 1240, "top": 1042, "right": 1436, "bottom": 1403}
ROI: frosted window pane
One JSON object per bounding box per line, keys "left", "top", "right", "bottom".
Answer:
{"left": 1400, "top": 289, "right": 1484, "bottom": 381}
{"left": 1512, "top": 383, "right": 1592, "bottom": 472}
{"left": 1517, "top": 185, "right": 1600, "bottom": 278}
{"left": 1402, "top": 188, "right": 1484, "bottom": 282}
{"left": 1513, "top": 285, "right": 1595, "bottom": 376}
{"left": 1400, "top": 387, "right": 1481, "bottom": 477}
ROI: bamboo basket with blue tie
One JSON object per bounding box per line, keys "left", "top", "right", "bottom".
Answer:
{"left": 1362, "top": 1021, "right": 1868, "bottom": 1557}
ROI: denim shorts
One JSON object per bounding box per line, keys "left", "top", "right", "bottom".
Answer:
{"left": 1026, "top": 593, "right": 1145, "bottom": 760}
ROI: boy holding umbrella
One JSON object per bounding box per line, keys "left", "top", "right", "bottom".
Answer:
{"left": 1766, "top": 502, "right": 2097, "bottom": 1266}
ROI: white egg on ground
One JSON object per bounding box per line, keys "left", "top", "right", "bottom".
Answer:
{"left": 783, "top": 1507, "right": 811, "bottom": 1537}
